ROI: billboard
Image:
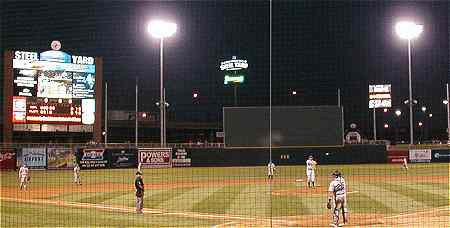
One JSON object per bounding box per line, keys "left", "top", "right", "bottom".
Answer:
{"left": 11, "top": 49, "right": 96, "bottom": 128}
{"left": 0, "top": 149, "right": 16, "bottom": 170}
{"left": 172, "top": 148, "right": 191, "bottom": 167}
{"left": 139, "top": 148, "right": 172, "bottom": 168}
{"left": 77, "top": 148, "right": 109, "bottom": 169}
{"left": 409, "top": 149, "right": 431, "bottom": 163}
{"left": 109, "top": 148, "right": 138, "bottom": 168}
{"left": 431, "top": 149, "right": 450, "bottom": 162}
{"left": 19, "top": 147, "right": 47, "bottom": 169}
{"left": 369, "top": 84, "right": 392, "bottom": 108}
{"left": 47, "top": 147, "right": 75, "bottom": 169}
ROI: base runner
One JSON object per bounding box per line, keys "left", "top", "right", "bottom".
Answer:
{"left": 327, "top": 170, "right": 349, "bottom": 227}
{"left": 18, "top": 164, "right": 30, "bottom": 190}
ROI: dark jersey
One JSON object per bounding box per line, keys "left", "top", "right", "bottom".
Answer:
{"left": 135, "top": 176, "right": 144, "bottom": 197}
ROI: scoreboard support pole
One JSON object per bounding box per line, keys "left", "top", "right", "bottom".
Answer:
{"left": 3, "top": 51, "right": 13, "bottom": 143}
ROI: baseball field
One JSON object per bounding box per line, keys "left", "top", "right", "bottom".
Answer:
{"left": 1, "top": 163, "right": 449, "bottom": 227}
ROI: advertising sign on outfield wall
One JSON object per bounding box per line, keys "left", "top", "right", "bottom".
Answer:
{"left": 431, "top": 149, "right": 450, "bottom": 163}
{"left": 0, "top": 149, "right": 16, "bottom": 170}
{"left": 19, "top": 148, "right": 47, "bottom": 169}
{"left": 77, "top": 148, "right": 109, "bottom": 169}
{"left": 47, "top": 147, "right": 75, "bottom": 169}
{"left": 109, "top": 148, "right": 138, "bottom": 168}
{"left": 387, "top": 150, "right": 408, "bottom": 164}
{"left": 139, "top": 148, "right": 172, "bottom": 168}
{"left": 172, "top": 148, "right": 191, "bottom": 167}
{"left": 409, "top": 149, "right": 431, "bottom": 163}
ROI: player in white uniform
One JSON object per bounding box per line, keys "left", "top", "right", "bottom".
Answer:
{"left": 267, "top": 162, "right": 276, "bottom": 179}
{"left": 73, "top": 164, "right": 81, "bottom": 185}
{"left": 327, "top": 170, "right": 349, "bottom": 227}
{"left": 138, "top": 162, "right": 142, "bottom": 173}
{"left": 306, "top": 155, "right": 317, "bottom": 188}
{"left": 401, "top": 157, "right": 409, "bottom": 171}
{"left": 18, "top": 164, "right": 30, "bottom": 190}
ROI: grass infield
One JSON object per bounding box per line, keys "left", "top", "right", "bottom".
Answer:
{"left": 1, "top": 163, "right": 448, "bottom": 227}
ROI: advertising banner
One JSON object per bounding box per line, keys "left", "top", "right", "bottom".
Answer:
{"left": 0, "top": 149, "right": 17, "bottom": 170}
{"left": 139, "top": 148, "right": 172, "bottom": 168}
{"left": 47, "top": 147, "right": 75, "bottom": 169}
{"left": 109, "top": 148, "right": 138, "bottom": 168}
{"left": 77, "top": 148, "right": 109, "bottom": 169}
{"left": 19, "top": 148, "right": 47, "bottom": 169}
{"left": 172, "top": 148, "right": 191, "bottom": 167}
{"left": 409, "top": 149, "right": 431, "bottom": 163}
{"left": 431, "top": 149, "right": 450, "bottom": 163}
{"left": 387, "top": 150, "right": 408, "bottom": 164}
{"left": 369, "top": 84, "right": 392, "bottom": 108}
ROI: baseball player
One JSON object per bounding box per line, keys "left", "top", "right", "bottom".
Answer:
{"left": 401, "top": 157, "right": 409, "bottom": 171}
{"left": 267, "top": 161, "right": 276, "bottom": 179}
{"left": 135, "top": 171, "right": 145, "bottom": 214}
{"left": 306, "top": 155, "right": 317, "bottom": 188}
{"left": 18, "top": 164, "right": 30, "bottom": 190}
{"left": 327, "top": 170, "right": 349, "bottom": 227}
{"left": 73, "top": 164, "right": 81, "bottom": 185}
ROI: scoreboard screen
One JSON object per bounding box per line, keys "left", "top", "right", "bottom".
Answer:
{"left": 12, "top": 50, "right": 96, "bottom": 125}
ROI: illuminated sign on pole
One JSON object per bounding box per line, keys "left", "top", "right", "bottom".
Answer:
{"left": 220, "top": 56, "right": 248, "bottom": 71}
{"left": 369, "top": 84, "right": 392, "bottom": 108}
{"left": 224, "top": 75, "right": 245, "bottom": 85}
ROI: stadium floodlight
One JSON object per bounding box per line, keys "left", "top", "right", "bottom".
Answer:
{"left": 421, "top": 106, "right": 427, "bottom": 112}
{"left": 148, "top": 19, "right": 177, "bottom": 147}
{"left": 444, "top": 100, "right": 449, "bottom": 105}
{"left": 395, "top": 110, "right": 402, "bottom": 117}
{"left": 148, "top": 20, "right": 177, "bottom": 38}
{"left": 395, "top": 21, "right": 423, "bottom": 145}
{"left": 395, "top": 22, "right": 423, "bottom": 40}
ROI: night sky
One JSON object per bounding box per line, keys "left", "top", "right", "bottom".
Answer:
{"left": 1, "top": 1, "right": 449, "bottom": 140}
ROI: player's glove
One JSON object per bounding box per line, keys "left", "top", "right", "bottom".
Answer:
{"left": 326, "top": 199, "right": 332, "bottom": 209}
{"left": 27, "top": 176, "right": 31, "bottom": 181}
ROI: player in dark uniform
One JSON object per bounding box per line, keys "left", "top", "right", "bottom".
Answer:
{"left": 135, "top": 171, "right": 144, "bottom": 214}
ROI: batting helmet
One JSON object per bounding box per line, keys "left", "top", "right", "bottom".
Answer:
{"left": 332, "top": 170, "right": 341, "bottom": 177}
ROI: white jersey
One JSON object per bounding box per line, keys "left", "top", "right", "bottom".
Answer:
{"left": 19, "top": 166, "right": 29, "bottom": 178}
{"left": 306, "top": 159, "right": 315, "bottom": 171}
{"left": 267, "top": 162, "right": 275, "bottom": 175}
{"left": 74, "top": 166, "right": 80, "bottom": 175}
{"left": 328, "top": 177, "right": 346, "bottom": 196}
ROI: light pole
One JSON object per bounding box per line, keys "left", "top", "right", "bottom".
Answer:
{"left": 148, "top": 20, "right": 177, "bottom": 147}
{"left": 395, "top": 109, "right": 401, "bottom": 142}
{"left": 395, "top": 21, "right": 423, "bottom": 145}
{"left": 444, "top": 83, "right": 450, "bottom": 144}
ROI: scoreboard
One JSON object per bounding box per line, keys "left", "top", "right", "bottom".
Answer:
{"left": 11, "top": 49, "right": 96, "bottom": 126}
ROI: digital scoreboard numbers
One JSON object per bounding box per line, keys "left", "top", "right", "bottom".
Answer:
{"left": 18, "top": 98, "right": 82, "bottom": 124}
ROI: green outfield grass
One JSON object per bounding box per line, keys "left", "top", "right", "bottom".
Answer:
{"left": 1, "top": 163, "right": 448, "bottom": 227}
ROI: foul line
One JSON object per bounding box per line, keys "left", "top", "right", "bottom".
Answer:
{"left": 0, "top": 197, "right": 291, "bottom": 225}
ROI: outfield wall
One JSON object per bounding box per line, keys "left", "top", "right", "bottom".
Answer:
{"left": 4, "top": 145, "right": 450, "bottom": 170}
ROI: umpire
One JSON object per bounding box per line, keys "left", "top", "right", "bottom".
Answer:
{"left": 135, "top": 171, "right": 144, "bottom": 214}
